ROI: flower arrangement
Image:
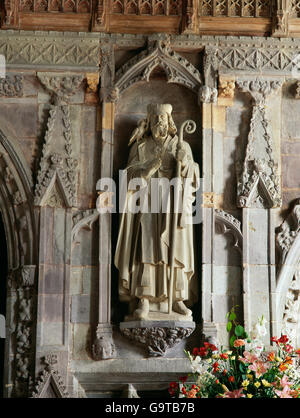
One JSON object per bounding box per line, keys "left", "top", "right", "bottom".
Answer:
{"left": 169, "top": 307, "right": 300, "bottom": 398}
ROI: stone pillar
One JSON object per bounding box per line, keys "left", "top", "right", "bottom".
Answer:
{"left": 236, "top": 78, "right": 282, "bottom": 344}
{"left": 92, "top": 42, "right": 116, "bottom": 360}
{"left": 33, "top": 73, "right": 84, "bottom": 395}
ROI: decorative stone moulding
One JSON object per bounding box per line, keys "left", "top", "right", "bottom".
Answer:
{"left": 236, "top": 79, "right": 282, "bottom": 209}
{"left": 214, "top": 209, "right": 243, "bottom": 254}
{"left": 120, "top": 321, "right": 195, "bottom": 357}
{"left": 276, "top": 199, "right": 300, "bottom": 346}
{"left": 71, "top": 209, "right": 99, "bottom": 244}
{"left": 34, "top": 73, "right": 84, "bottom": 208}
{"left": 276, "top": 199, "right": 300, "bottom": 265}
{"left": 31, "top": 354, "right": 70, "bottom": 398}
{"left": 115, "top": 39, "right": 202, "bottom": 96}
{"left": 0, "top": 75, "right": 23, "bottom": 97}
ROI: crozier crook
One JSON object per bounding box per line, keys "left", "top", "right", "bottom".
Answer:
{"left": 168, "top": 119, "right": 196, "bottom": 314}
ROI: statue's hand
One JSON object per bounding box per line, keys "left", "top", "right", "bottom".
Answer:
{"left": 177, "top": 147, "right": 188, "bottom": 166}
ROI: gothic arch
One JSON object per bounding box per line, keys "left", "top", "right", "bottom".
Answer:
{"left": 0, "top": 119, "right": 36, "bottom": 270}
{"left": 275, "top": 200, "right": 300, "bottom": 344}
{"left": 114, "top": 40, "right": 202, "bottom": 95}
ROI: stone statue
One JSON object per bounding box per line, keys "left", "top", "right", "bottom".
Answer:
{"left": 115, "top": 103, "right": 199, "bottom": 321}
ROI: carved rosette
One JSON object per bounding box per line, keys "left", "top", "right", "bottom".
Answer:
{"left": 34, "top": 74, "right": 83, "bottom": 208}
{"left": 120, "top": 322, "right": 195, "bottom": 357}
{"left": 236, "top": 79, "right": 282, "bottom": 209}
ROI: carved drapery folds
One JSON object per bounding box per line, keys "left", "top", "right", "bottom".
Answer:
{"left": 31, "top": 354, "right": 70, "bottom": 398}
{"left": 236, "top": 79, "right": 282, "bottom": 209}
{"left": 115, "top": 39, "right": 202, "bottom": 96}
{"left": 34, "top": 73, "right": 84, "bottom": 208}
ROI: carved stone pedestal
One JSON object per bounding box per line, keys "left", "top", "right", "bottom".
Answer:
{"left": 120, "top": 321, "right": 195, "bottom": 357}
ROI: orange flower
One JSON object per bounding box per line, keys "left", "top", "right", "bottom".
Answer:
{"left": 279, "top": 363, "right": 287, "bottom": 372}
{"left": 285, "top": 356, "right": 293, "bottom": 365}
{"left": 290, "top": 390, "right": 299, "bottom": 398}
{"left": 187, "top": 389, "right": 197, "bottom": 398}
{"left": 233, "top": 339, "right": 245, "bottom": 348}
{"left": 267, "top": 352, "right": 275, "bottom": 362}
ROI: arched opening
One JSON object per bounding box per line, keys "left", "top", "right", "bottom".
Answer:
{"left": 111, "top": 78, "right": 202, "bottom": 332}
{"left": 0, "top": 212, "right": 8, "bottom": 397}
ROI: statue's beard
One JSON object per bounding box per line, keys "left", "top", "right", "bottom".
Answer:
{"left": 151, "top": 123, "right": 168, "bottom": 141}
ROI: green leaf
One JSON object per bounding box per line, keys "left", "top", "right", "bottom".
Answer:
{"left": 229, "top": 312, "right": 236, "bottom": 321}
{"left": 234, "top": 325, "right": 244, "bottom": 337}
{"left": 230, "top": 335, "right": 236, "bottom": 347}
{"left": 227, "top": 321, "right": 232, "bottom": 332}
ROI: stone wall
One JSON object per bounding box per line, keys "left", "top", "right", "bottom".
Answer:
{"left": 1, "top": 31, "right": 300, "bottom": 397}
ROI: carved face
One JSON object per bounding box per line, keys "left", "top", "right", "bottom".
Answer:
{"left": 150, "top": 112, "right": 169, "bottom": 141}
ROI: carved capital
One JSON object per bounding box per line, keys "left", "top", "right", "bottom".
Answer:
{"left": 236, "top": 79, "right": 282, "bottom": 107}
{"left": 37, "top": 73, "right": 84, "bottom": 105}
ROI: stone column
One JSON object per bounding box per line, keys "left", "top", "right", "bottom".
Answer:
{"left": 236, "top": 78, "right": 282, "bottom": 344}
{"left": 199, "top": 47, "right": 219, "bottom": 343}
{"left": 33, "top": 73, "right": 84, "bottom": 394}
{"left": 92, "top": 42, "right": 117, "bottom": 360}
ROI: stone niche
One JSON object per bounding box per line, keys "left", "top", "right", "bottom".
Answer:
{"left": 112, "top": 77, "right": 202, "bottom": 324}
{"left": 71, "top": 76, "right": 204, "bottom": 397}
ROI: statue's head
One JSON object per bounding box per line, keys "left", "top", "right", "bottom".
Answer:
{"left": 147, "top": 103, "right": 177, "bottom": 141}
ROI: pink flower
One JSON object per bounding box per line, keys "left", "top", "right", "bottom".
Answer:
{"left": 248, "top": 360, "right": 270, "bottom": 378}
{"left": 280, "top": 375, "right": 292, "bottom": 388}
{"left": 275, "top": 386, "right": 293, "bottom": 398}
{"left": 223, "top": 388, "right": 245, "bottom": 398}
{"left": 239, "top": 351, "right": 258, "bottom": 364}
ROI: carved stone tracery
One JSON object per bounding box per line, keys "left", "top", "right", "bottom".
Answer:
{"left": 236, "top": 79, "right": 282, "bottom": 209}
{"left": 34, "top": 74, "right": 83, "bottom": 208}
{"left": 215, "top": 209, "right": 243, "bottom": 254}
{"left": 31, "top": 354, "right": 70, "bottom": 398}
{"left": 115, "top": 39, "right": 202, "bottom": 96}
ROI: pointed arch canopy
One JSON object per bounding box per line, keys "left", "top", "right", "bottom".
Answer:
{"left": 115, "top": 40, "right": 203, "bottom": 95}
{"left": 0, "top": 121, "right": 36, "bottom": 270}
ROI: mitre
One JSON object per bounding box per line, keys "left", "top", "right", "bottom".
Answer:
{"left": 147, "top": 103, "right": 173, "bottom": 115}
